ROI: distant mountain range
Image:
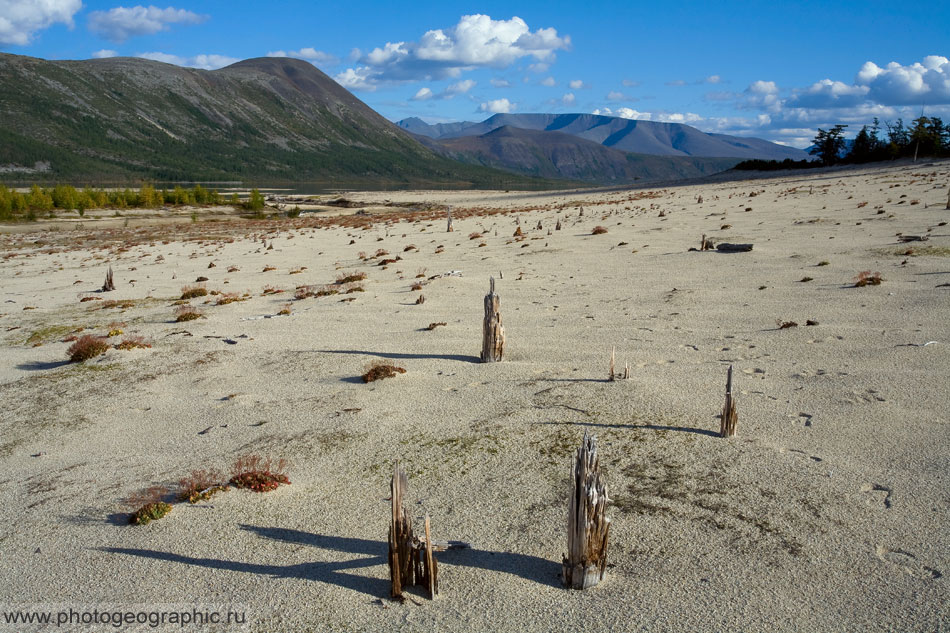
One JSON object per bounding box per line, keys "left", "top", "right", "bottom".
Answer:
{"left": 0, "top": 54, "right": 546, "bottom": 186}
{"left": 399, "top": 113, "right": 808, "bottom": 160}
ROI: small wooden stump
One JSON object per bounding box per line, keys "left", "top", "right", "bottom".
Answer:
{"left": 480, "top": 277, "right": 505, "bottom": 362}
{"left": 720, "top": 365, "right": 738, "bottom": 438}
{"left": 700, "top": 234, "right": 713, "bottom": 251}
{"left": 555, "top": 219, "right": 562, "bottom": 231}
{"left": 608, "top": 347, "right": 616, "bottom": 381}
{"left": 446, "top": 207, "right": 454, "bottom": 232}
{"left": 102, "top": 266, "right": 115, "bottom": 292}
{"left": 562, "top": 431, "right": 610, "bottom": 589}
{"left": 388, "top": 463, "right": 438, "bottom": 600}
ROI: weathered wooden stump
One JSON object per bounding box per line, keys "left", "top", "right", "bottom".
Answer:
{"left": 562, "top": 431, "right": 610, "bottom": 589}
{"left": 555, "top": 219, "right": 562, "bottom": 231}
{"left": 102, "top": 266, "right": 115, "bottom": 292}
{"left": 608, "top": 347, "right": 616, "bottom": 381}
{"left": 480, "top": 277, "right": 505, "bottom": 362}
{"left": 388, "top": 463, "right": 438, "bottom": 600}
{"left": 720, "top": 365, "right": 738, "bottom": 438}
{"left": 446, "top": 206, "right": 454, "bottom": 232}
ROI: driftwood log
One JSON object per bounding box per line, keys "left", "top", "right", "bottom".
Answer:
{"left": 480, "top": 277, "right": 505, "bottom": 362}
{"left": 562, "top": 431, "right": 610, "bottom": 589}
{"left": 716, "top": 243, "right": 753, "bottom": 253}
{"left": 102, "top": 266, "right": 115, "bottom": 292}
{"left": 898, "top": 234, "right": 929, "bottom": 243}
{"left": 388, "top": 463, "right": 438, "bottom": 600}
{"left": 720, "top": 365, "right": 738, "bottom": 438}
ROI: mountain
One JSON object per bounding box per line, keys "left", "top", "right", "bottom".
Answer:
{"left": 399, "top": 113, "right": 810, "bottom": 161}
{"left": 396, "top": 117, "right": 479, "bottom": 139}
{"left": 0, "top": 54, "right": 546, "bottom": 186}
{"left": 425, "top": 125, "right": 740, "bottom": 184}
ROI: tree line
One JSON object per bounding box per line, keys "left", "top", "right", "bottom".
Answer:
{"left": 0, "top": 184, "right": 268, "bottom": 221}
{"left": 736, "top": 115, "right": 950, "bottom": 171}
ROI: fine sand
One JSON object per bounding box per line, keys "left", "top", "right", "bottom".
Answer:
{"left": 0, "top": 160, "right": 948, "bottom": 632}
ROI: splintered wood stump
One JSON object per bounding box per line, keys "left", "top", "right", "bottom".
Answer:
{"left": 387, "top": 463, "right": 438, "bottom": 600}
{"left": 102, "top": 266, "right": 115, "bottom": 292}
{"left": 608, "top": 347, "right": 616, "bottom": 381}
{"left": 562, "top": 431, "right": 610, "bottom": 589}
{"left": 720, "top": 365, "right": 738, "bottom": 438}
{"left": 446, "top": 207, "right": 454, "bottom": 232}
{"left": 480, "top": 277, "right": 505, "bottom": 362}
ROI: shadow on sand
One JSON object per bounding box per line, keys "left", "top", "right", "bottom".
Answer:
{"left": 318, "top": 349, "right": 481, "bottom": 363}
{"left": 101, "top": 525, "right": 561, "bottom": 599}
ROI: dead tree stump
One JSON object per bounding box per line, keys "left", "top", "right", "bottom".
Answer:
{"left": 102, "top": 266, "right": 115, "bottom": 292}
{"left": 609, "top": 347, "right": 616, "bottom": 381}
{"left": 562, "top": 431, "right": 610, "bottom": 589}
{"left": 720, "top": 365, "right": 738, "bottom": 437}
{"left": 555, "top": 219, "right": 562, "bottom": 231}
{"left": 446, "top": 207, "right": 454, "bottom": 232}
{"left": 388, "top": 463, "right": 438, "bottom": 600}
{"left": 480, "top": 277, "right": 505, "bottom": 362}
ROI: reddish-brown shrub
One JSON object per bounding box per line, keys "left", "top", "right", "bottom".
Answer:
{"left": 591, "top": 226, "right": 608, "bottom": 235}
{"left": 114, "top": 335, "right": 152, "bottom": 350}
{"left": 854, "top": 271, "right": 883, "bottom": 287}
{"left": 362, "top": 361, "right": 406, "bottom": 383}
{"left": 180, "top": 284, "right": 207, "bottom": 300}
{"left": 67, "top": 335, "right": 110, "bottom": 362}
{"left": 174, "top": 305, "right": 203, "bottom": 322}
{"left": 229, "top": 456, "right": 290, "bottom": 493}
{"left": 177, "top": 469, "right": 227, "bottom": 503}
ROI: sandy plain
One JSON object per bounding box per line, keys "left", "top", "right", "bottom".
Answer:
{"left": 0, "top": 160, "right": 948, "bottom": 632}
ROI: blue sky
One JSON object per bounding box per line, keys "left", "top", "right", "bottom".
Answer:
{"left": 2, "top": 0, "right": 949, "bottom": 148}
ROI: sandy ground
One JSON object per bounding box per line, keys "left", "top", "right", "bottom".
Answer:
{"left": 0, "top": 160, "right": 948, "bottom": 632}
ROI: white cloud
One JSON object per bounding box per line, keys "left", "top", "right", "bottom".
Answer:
{"left": 592, "top": 107, "right": 702, "bottom": 124}
{"left": 606, "top": 90, "right": 627, "bottom": 101}
{"left": 540, "top": 76, "right": 556, "bottom": 87}
{"left": 621, "top": 79, "right": 639, "bottom": 87}
{"left": 446, "top": 78, "right": 476, "bottom": 94}
{"left": 136, "top": 51, "right": 238, "bottom": 70}
{"left": 705, "top": 74, "right": 722, "bottom": 84}
{"left": 411, "top": 87, "right": 433, "bottom": 101}
{"left": 857, "top": 56, "right": 950, "bottom": 105}
{"left": 593, "top": 107, "right": 649, "bottom": 120}
{"left": 267, "top": 47, "right": 337, "bottom": 65}
{"left": 92, "top": 49, "right": 118, "bottom": 58}
{"left": 88, "top": 6, "right": 206, "bottom": 43}
{"left": 561, "top": 92, "right": 575, "bottom": 106}
{"left": 788, "top": 79, "right": 868, "bottom": 108}
{"left": 527, "top": 62, "right": 550, "bottom": 73}
{"left": 490, "top": 78, "right": 511, "bottom": 88}
{"left": 336, "top": 14, "right": 569, "bottom": 90}
{"left": 479, "top": 98, "right": 514, "bottom": 114}
{"left": 569, "top": 79, "right": 585, "bottom": 89}
{"left": 0, "top": 0, "right": 82, "bottom": 46}
{"left": 666, "top": 79, "right": 687, "bottom": 87}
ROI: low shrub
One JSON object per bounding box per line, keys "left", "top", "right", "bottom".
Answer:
{"left": 362, "top": 361, "right": 406, "bottom": 383}
{"left": 229, "top": 455, "right": 290, "bottom": 493}
{"left": 854, "top": 271, "right": 883, "bottom": 287}
{"left": 67, "top": 335, "right": 110, "bottom": 362}
{"left": 114, "top": 335, "right": 152, "bottom": 350}
{"left": 591, "top": 226, "right": 608, "bottom": 235}
{"left": 174, "top": 305, "right": 203, "bottom": 322}
{"left": 180, "top": 284, "right": 207, "bottom": 300}
{"left": 177, "top": 469, "right": 228, "bottom": 504}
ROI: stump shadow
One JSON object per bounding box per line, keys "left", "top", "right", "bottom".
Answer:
{"left": 319, "top": 349, "right": 480, "bottom": 363}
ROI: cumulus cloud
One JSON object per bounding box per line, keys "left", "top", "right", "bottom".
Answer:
{"left": 479, "top": 98, "right": 514, "bottom": 114}
{"left": 336, "top": 14, "right": 569, "bottom": 91}
{"left": 411, "top": 87, "right": 433, "bottom": 101}
{"left": 569, "top": 79, "right": 586, "bottom": 90}
{"left": 561, "top": 92, "right": 575, "bottom": 106}
{"left": 606, "top": 90, "right": 628, "bottom": 101}
{"left": 857, "top": 56, "right": 950, "bottom": 105}
{"left": 593, "top": 107, "right": 649, "bottom": 120}
{"left": 92, "top": 49, "right": 118, "bottom": 58}
{"left": 267, "top": 47, "right": 338, "bottom": 65}
{"left": 446, "top": 79, "right": 476, "bottom": 95}
{"left": 490, "top": 78, "right": 511, "bottom": 88}
{"left": 592, "top": 107, "right": 702, "bottom": 124}
{"left": 136, "top": 51, "right": 238, "bottom": 70}
{"left": 88, "top": 5, "right": 207, "bottom": 43}
{"left": 540, "top": 76, "right": 556, "bottom": 87}
{"left": 0, "top": 0, "right": 82, "bottom": 46}
{"left": 705, "top": 74, "right": 722, "bottom": 84}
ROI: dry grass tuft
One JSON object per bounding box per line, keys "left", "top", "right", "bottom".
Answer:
{"left": 174, "top": 305, "right": 204, "bottom": 322}
{"left": 229, "top": 455, "right": 290, "bottom": 493}
{"left": 591, "top": 226, "right": 608, "bottom": 235}
{"left": 854, "top": 271, "right": 883, "bottom": 287}
{"left": 336, "top": 271, "right": 367, "bottom": 284}
{"left": 362, "top": 361, "right": 406, "bottom": 383}
{"left": 114, "top": 335, "right": 152, "bottom": 350}
{"left": 67, "top": 335, "right": 110, "bottom": 362}
{"left": 180, "top": 284, "right": 208, "bottom": 300}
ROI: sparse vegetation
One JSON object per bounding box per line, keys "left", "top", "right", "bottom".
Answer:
{"left": 591, "top": 226, "right": 608, "bottom": 235}
{"left": 336, "top": 271, "right": 367, "bottom": 284}
{"left": 67, "top": 335, "right": 110, "bottom": 362}
{"left": 114, "top": 335, "right": 151, "bottom": 350}
{"left": 180, "top": 284, "right": 208, "bottom": 300}
{"left": 174, "top": 305, "right": 203, "bottom": 322}
{"left": 177, "top": 469, "right": 228, "bottom": 504}
{"left": 229, "top": 455, "right": 290, "bottom": 493}
{"left": 362, "top": 361, "right": 406, "bottom": 383}
{"left": 854, "top": 271, "right": 883, "bottom": 287}
{"left": 126, "top": 485, "right": 172, "bottom": 525}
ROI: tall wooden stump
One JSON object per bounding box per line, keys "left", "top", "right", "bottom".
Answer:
{"left": 562, "top": 431, "right": 610, "bottom": 589}
{"left": 446, "top": 206, "right": 454, "bottom": 232}
{"left": 480, "top": 277, "right": 505, "bottom": 362}
{"left": 387, "top": 463, "right": 438, "bottom": 600}
{"left": 720, "top": 365, "right": 738, "bottom": 437}
{"left": 102, "top": 266, "right": 115, "bottom": 292}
